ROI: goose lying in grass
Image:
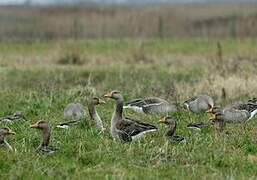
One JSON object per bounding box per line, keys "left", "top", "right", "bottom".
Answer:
{"left": 57, "top": 97, "right": 105, "bottom": 130}
{"left": 0, "top": 127, "right": 15, "bottom": 151}
{"left": 124, "top": 97, "right": 177, "bottom": 113}
{"left": 104, "top": 90, "right": 157, "bottom": 142}
{"left": 31, "top": 120, "right": 57, "bottom": 154}
{"left": 0, "top": 112, "right": 27, "bottom": 122}
{"left": 159, "top": 117, "right": 185, "bottom": 143}
{"left": 187, "top": 121, "right": 215, "bottom": 130}
{"left": 183, "top": 95, "right": 214, "bottom": 114}
{"left": 64, "top": 102, "right": 85, "bottom": 118}
{"left": 208, "top": 101, "right": 257, "bottom": 131}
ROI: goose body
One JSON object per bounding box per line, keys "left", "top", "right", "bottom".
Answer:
{"left": 31, "top": 120, "right": 57, "bottom": 154}
{"left": 184, "top": 95, "right": 214, "bottom": 114}
{"left": 0, "top": 127, "right": 15, "bottom": 151}
{"left": 104, "top": 91, "right": 157, "bottom": 142}
{"left": 0, "top": 112, "right": 27, "bottom": 122}
{"left": 56, "top": 120, "right": 81, "bottom": 129}
{"left": 159, "top": 117, "right": 185, "bottom": 143}
{"left": 124, "top": 97, "right": 177, "bottom": 113}
{"left": 209, "top": 102, "right": 257, "bottom": 124}
{"left": 187, "top": 121, "right": 214, "bottom": 130}
{"left": 58, "top": 97, "right": 105, "bottom": 130}
{"left": 208, "top": 101, "right": 257, "bottom": 131}
{"left": 64, "top": 103, "right": 85, "bottom": 118}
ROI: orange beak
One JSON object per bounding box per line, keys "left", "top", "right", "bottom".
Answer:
{"left": 8, "top": 129, "right": 16, "bottom": 135}
{"left": 98, "top": 99, "right": 106, "bottom": 104}
{"left": 30, "top": 122, "right": 39, "bottom": 128}
{"left": 159, "top": 117, "right": 167, "bottom": 123}
{"left": 206, "top": 108, "right": 213, "bottom": 113}
{"left": 104, "top": 92, "right": 112, "bottom": 98}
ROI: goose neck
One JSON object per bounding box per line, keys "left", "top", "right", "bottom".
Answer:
{"left": 42, "top": 127, "right": 50, "bottom": 147}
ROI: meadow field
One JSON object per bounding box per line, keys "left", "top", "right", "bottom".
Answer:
{"left": 1, "top": 38, "right": 257, "bottom": 179}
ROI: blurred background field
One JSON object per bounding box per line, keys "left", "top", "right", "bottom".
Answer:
{"left": 1, "top": 1, "right": 257, "bottom": 179}
{"left": 1, "top": 3, "right": 257, "bottom": 41}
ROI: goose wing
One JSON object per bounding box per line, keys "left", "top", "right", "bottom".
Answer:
{"left": 125, "top": 97, "right": 167, "bottom": 108}
{"left": 58, "top": 120, "right": 80, "bottom": 126}
{"left": 116, "top": 117, "right": 157, "bottom": 137}
{"left": 232, "top": 103, "right": 257, "bottom": 113}
{"left": 142, "top": 102, "right": 174, "bottom": 113}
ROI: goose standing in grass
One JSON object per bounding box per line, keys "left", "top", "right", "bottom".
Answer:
{"left": 183, "top": 95, "right": 214, "bottom": 114}
{"left": 0, "top": 112, "right": 27, "bottom": 122}
{"left": 31, "top": 120, "right": 57, "bottom": 154}
{"left": 159, "top": 117, "right": 185, "bottom": 143}
{"left": 124, "top": 97, "right": 177, "bottom": 113}
{"left": 57, "top": 97, "right": 105, "bottom": 130}
{"left": 208, "top": 101, "right": 257, "bottom": 131}
{"left": 0, "top": 127, "right": 15, "bottom": 151}
{"left": 104, "top": 90, "right": 157, "bottom": 142}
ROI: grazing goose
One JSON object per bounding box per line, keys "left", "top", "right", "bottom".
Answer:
{"left": 0, "top": 127, "right": 15, "bottom": 151}
{"left": 159, "top": 117, "right": 185, "bottom": 143}
{"left": 104, "top": 90, "right": 157, "bottom": 142}
{"left": 208, "top": 102, "right": 257, "bottom": 131}
{"left": 124, "top": 97, "right": 177, "bottom": 113}
{"left": 183, "top": 95, "right": 214, "bottom": 114}
{"left": 31, "top": 120, "right": 57, "bottom": 154}
{"left": 57, "top": 97, "right": 105, "bottom": 130}
{"left": 64, "top": 102, "right": 85, "bottom": 118}
{"left": 0, "top": 112, "right": 27, "bottom": 122}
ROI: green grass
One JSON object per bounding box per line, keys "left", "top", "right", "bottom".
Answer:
{"left": 1, "top": 39, "right": 257, "bottom": 179}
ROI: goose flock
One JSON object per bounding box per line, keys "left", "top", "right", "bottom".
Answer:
{"left": 1, "top": 90, "right": 257, "bottom": 154}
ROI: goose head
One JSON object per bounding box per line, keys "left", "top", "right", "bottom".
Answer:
{"left": 206, "top": 106, "right": 221, "bottom": 114}
{"left": 0, "top": 127, "right": 16, "bottom": 137}
{"left": 104, "top": 90, "right": 122, "bottom": 100}
{"left": 30, "top": 120, "right": 49, "bottom": 130}
{"left": 209, "top": 112, "right": 223, "bottom": 122}
{"left": 89, "top": 97, "right": 105, "bottom": 105}
{"left": 159, "top": 116, "right": 176, "bottom": 129}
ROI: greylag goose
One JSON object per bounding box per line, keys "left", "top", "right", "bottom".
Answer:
{"left": 57, "top": 97, "right": 105, "bottom": 130}
{"left": 87, "top": 97, "right": 105, "bottom": 131}
{"left": 124, "top": 97, "right": 177, "bottom": 113}
{"left": 159, "top": 117, "right": 185, "bottom": 142}
{"left": 64, "top": 102, "right": 85, "bottom": 118}
{"left": 183, "top": 95, "right": 214, "bottom": 114}
{"left": 0, "top": 127, "right": 15, "bottom": 151}
{"left": 0, "top": 112, "right": 27, "bottom": 122}
{"left": 208, "top": 102, "right": 257, "bottom": 131}
{"left": 31, "top": 120, "right": 57, "bottom": 154}
{"left": 104, "top": 90, "right": 157, "bottom": 142}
